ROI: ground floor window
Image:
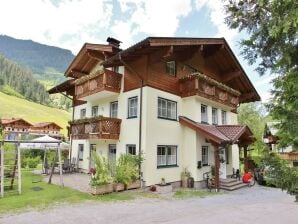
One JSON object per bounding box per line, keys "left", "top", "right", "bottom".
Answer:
{"left": 293, "top": 161, "right": 298, "bottom": 167}
{"left": 108, "top": 144, "right": 117, "bottom": 163}
{"left": 78, "top": 144, "right": 84, "bottom": 161}
{"left": 157, "top": 145, "right": 177, "bottom": 167}
{"left": 202, "top": 146, "right": 208, "bottom": 166}
{"left": 126, "top": 144, "right": 136, "bottom": 155}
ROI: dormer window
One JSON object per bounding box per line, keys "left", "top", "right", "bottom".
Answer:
{"left": 165, "top": 61, "right": 176, "bottom": 76}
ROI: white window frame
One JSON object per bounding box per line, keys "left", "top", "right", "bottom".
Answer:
{"left": 158, "top": 97, "right": 177, "bottom": 120}
{"left": 212, "top": 107, "right": 218, "bottom": 125}
{"left": 165, "top": 61, "right": 176, "bottom": 76}
{"left": 78, "top": 144, "right": 84, "bottom": 161}
{"left": 157, "top": 145, "right": 177, "bottom": 167}
{"left": 128, "top": 96, "right": 138, "bottom": 118}
{"left": 222, "top": 110, "right": 227, "bottom": 125}
{"left": 202, "top": 146, "right": 208, "bottom": 166}
{"left": 91, "top": 106, "right": 98, "bottom": 117}
{"left": 80, "top": 108, "right": 86, "bottom": 119}
{"left": 110, "top": 101, "right": 118, "bottom": 118}
{"left": 126, "top": 144, "right": 136, "bottom": 155}
{"left": 201, "top": 104, "right": 208, "bottom": 123}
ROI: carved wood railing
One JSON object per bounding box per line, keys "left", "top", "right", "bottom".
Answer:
{"left": 75, "top": 69, "right": 122, "bottom": 99}
{"left": 279, "top": 152, "right": 298, "bottom": 161}
{"left": 69, "top": 117, "right": 122, "bottom": 140}
{"left": 179, "top": 73, "right": 241, "bottom": 108}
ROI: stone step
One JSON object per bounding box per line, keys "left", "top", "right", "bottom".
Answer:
{"left": 220, "top": 183, "right": 248, "bottom": 191}
{"left": 219, "top": 178, "right": 238, "bottom": 184}
{"left": 220, "top": 180, "right": 244, "bottom": 188}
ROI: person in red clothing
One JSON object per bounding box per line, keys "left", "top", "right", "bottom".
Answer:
{"left": 242, "top": 170, "right": 253, "bottom": 187}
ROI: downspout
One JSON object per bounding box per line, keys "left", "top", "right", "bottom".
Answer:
{"left": 69, "top": 97, "right": 75, "bottom": 162}
{"left": 118, "top": 53, "right": 144, "bottom": 180}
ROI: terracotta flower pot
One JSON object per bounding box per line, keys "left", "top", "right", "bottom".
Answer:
{"left": 126, "top": 179, "right": 141, "bottom": 190}
{"left": 90, "top": 183, "right": 113, "bottom": 195}
{"left": 113, "top": 183, "right": 125, "bottom": 192}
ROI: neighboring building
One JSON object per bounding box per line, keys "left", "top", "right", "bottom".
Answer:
{"left": 49, "top": 37, "right": 260, "bottom": 189}
{"left": 30, "top": 122, "right": 63, "bottom": 140}
{"left": 264, "top": 122, "right": 298, "bottom": 167}
{"left": 0, "top": 118, "right": 32, "bottom": 140}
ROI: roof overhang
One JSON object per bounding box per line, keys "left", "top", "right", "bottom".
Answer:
{"left": 48, "top": 79, "right": 75, "bottom": 95}
{"left": 179, "top": 116, "right": 255, "bottom": 146}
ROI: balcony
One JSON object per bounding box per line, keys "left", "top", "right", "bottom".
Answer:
{"left": 75, "top": 69, "right": 122, "bottom": 101}
{"left": 279, "top": 152, "right": 298, "bottom": 161}
{"left": 179, "top": 73, "right": 241, "bottom": 108}
{"left": 70, "top": 116, "right": 122, "bottom": 140}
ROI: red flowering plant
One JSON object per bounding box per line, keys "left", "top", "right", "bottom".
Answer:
{"left": 88, "top": 168, "right": 96, "bottom": 177}
{"left": 150, "top": 185, "right": 157, "bottom": 192}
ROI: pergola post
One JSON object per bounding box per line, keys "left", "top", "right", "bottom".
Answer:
{"left": 0, "top": 142, "right": 4, "bottom": 198}
{"left": 213, "top": 144, "right": 220, "bottom": 192}
{"left": 243, "top": 145, "right": 249, "bottom": 171}
{"left": 57, "top": 143, "right": 64, "bottom": 187}
{"left": 17, "top": 143, "right": 21, "bottom": 194}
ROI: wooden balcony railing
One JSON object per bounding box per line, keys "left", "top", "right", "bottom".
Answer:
{"left": 279, "top": 152, "right": 298, "bottom": 161}
{"left": 179, "top": 73, "right": 241, "bottom": 108}
{"left": 69, "top": 117, "right": 122, "bottom": 140}
{"left": 75, "top": 69, "right": 122, "bottom": 99}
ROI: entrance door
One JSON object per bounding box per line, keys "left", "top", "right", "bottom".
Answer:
{"left": 219, "top": 147, "right": 227, "bottom": 179}
{"left": 89, "top": 144, "right": 97, "bottom": 169}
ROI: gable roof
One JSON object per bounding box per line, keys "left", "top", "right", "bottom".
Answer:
{"left": 102, "top": 37, "right": 260, "bottom": 103}
{"left": 179, "top": 116, "right": 255, "bottom": 146}
{"left": 0, "top": 118, "right": 32, "bottom": 127}
{"left": 33, "top": 122, "right": 62, "bottom": 130}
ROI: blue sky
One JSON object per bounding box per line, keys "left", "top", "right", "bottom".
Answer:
{"left": 0, "top": 0, "right": 273, "bottom": 102}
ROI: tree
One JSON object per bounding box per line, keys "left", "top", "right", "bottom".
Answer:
{"left": 224, "top": 0, "right": 298, "bottom": 149}
{"left": 237, "top": 102, "right": 268, "bottom": 156}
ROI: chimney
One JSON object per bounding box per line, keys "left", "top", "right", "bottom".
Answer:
{"left": 106, "top": 37, "right": 121, "bottom": 48}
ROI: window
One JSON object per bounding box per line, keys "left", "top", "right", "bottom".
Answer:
{"left": 128, "top": 97, "right": 138, "bottom": 118}
{"left": 221, "top": 110, "right": 227, "bottom": 124}
{"left": 80, "top": 109, "right": 86, "bottom": 118}
{"left": 202, "top": 146, "right": 208, "bottom": 166}
{"left": 212, "top": 108, "right": 218, "bottom": 125}
{"left": 108, "top": 144, "right": 117, "bottom": 163}
{"left": 78, "top": 144, "right": 84, "bottom": 161}
{"left": 158, "top": 97, "right": 177, "bottom": 120}
{"left": 165, "top": 61, "right": 176, "bottom": 76}
{"left": 201, "top": 104, "right": 208, "bottom": 123}
{"left": 157, "top": 145, "right": 177, "bottom": 167}
{"left": 91, "top": 106, "right": 98, "bottom": 117}
{"left": 112, "top": 66, "right": 119, "bottom": 73}
{"left": 110, "top": 101, "right": 118, "bottom": 118}
{"left": 126, "top": 144, "right": 136, "bottom": 155}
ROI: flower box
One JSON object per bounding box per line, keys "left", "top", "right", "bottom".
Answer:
{"left": 90, "top": 183, "right": 113, "bottom": 195}
{"left": 126, "top": 179, "right": 141, "bottom": 190}
{"left": 113, "top": 183, "right": 125, "bottom": 192}
{"left": 156, "top": 184, "right": 173, "bottom": 194}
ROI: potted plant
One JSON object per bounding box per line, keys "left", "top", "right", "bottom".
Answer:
{"left": 156, "top": 177, "right": 172, "bottom": 194}
{"left": 89, "top": 152, "right": 113, "bottom": 195}
{"left": 181, "top": 168, "right": 191, "bottom": 188}
{"left": 125, "top": 154, "right": 143, "bottom": 190}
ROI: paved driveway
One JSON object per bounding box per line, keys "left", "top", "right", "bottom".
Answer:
{"left": 1, "top": 185, "right": 297, "bottom": 224}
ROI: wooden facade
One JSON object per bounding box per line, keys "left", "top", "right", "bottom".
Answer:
{"left": 30, "top": 122, "right": 63, "bottom": 139}
{"left": 69, "top": 117, "right": 121, "bottom": 140}
{"left": 0, "top": 118, "right": 32, "bottom": 140}
{"left": 75, "top": 69, "right": 122, "bottom": 99}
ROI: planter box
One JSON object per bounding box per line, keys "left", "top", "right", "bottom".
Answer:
{"left": 181, "top": 176, "right": 188, "bottom": 188}
{"left": 126, "top": 180, "right": 141, "bottom": 190}
{"left": 113, "top": 183, "right": 125, "bottom": 192}
{"left": 90, "top": 183, "right": 113, "bottom": 195}
{"left": 156, "top": 184, "right": 173, "bottom": 194}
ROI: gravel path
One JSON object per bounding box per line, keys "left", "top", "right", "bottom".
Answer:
{"left": 1, "top": 185, "right": 297, "bottom": 224}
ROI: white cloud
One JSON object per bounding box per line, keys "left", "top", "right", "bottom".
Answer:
{"left": 0, "top": 0, "right": 113, "bottom": 53}
{"left": 194, "top": 0, "right": 238, "bottom": 44}
{"left": 113, "top": 0, "right": 192, "bottom": 48}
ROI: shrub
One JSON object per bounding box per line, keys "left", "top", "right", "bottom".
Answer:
{"left": 90, "top": 152, "right": 112, "bottom": 186}
{"left": 23, "top": 157, "right": 41, "bottom": 168}
{"left": 114, "top": 154, "right": 139, "bottom": 185}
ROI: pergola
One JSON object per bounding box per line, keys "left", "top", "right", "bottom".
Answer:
{"left": 0, "top": 138, "right": 66, "bottom": 197}
{"left": 179, "top": 116, "right": 255, "bottom": 192}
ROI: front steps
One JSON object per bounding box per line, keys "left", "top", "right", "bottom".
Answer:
{"left": 220, "top": 178, "right": 248, "bottom": 191}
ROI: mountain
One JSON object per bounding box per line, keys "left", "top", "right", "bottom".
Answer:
{"left": 0, "top": 55, "right": 49, "bottom": 104}
{"left": 0, "top": 91, "right": 70, "bottom": 135}
{"left": 0, "top": 35, "right": 74, "bottom": 75}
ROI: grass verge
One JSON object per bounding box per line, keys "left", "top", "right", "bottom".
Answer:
{"left": 173, "top": 189, "right": 222, "bottom": 199}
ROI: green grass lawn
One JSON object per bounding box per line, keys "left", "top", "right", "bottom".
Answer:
{"left": 0, "top": 92, "right": 70, "bottom": 135}
{"left": 0, "top": 171, "right": 139, "bottom": 214}
{"left": 173, "top": 189, "right": 222, "bottom": 199}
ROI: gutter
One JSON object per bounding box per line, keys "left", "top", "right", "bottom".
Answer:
{"left": 118, "top": 53, "right": 144, "bottom": 180}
